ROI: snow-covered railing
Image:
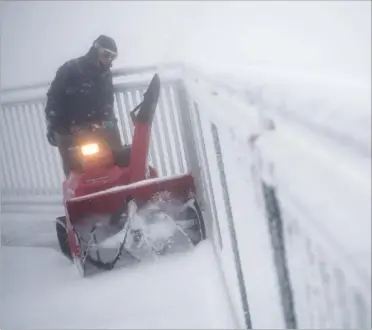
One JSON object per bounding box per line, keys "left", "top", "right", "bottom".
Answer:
{"left": 1, "top": 63, "right": 370, "bottom": 329}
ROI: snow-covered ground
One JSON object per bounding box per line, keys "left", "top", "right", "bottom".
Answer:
{"left": 0, "top": 214, "right": 236, "bottom": 330}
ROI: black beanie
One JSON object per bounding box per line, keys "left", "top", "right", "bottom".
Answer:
{"left": 94, "top": 35, "right": 118, "bottom": 53}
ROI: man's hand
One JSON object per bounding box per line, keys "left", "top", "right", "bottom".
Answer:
{"left": 101, "top": 119, "right": 115, "bottom": 129}
{"left": 46, "top": 127, "right": 57, "bottom": 147}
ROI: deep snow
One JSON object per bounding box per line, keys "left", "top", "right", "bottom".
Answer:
{"left": 0, "top": 213, "right": 236, "bottom": 329}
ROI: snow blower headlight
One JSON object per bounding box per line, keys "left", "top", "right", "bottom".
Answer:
{"left": 81, "top": 143, "right": 100, "bottom": 156}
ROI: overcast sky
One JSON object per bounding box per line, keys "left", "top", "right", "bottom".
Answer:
{"left": 1, "top": 0, "right": 370, "bottom": 88}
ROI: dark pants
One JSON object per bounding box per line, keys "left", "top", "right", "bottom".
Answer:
{"left": 55, "top": 124, "right": 123, "bottom": 176}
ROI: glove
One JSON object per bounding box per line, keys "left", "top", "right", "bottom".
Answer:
{"left": 101, "top": 115, "right": 118, "bottom": 130}
{"left": 102, "top": 120, "right": 115, "bottom": 129}
{"left": 46, "top": 127, "right": 57, "bottom": 147}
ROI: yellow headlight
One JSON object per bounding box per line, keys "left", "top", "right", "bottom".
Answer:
{"left": 81, "top": 143, "right": 100, "bottom": 156}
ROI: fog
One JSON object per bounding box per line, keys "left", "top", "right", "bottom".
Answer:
{"left": 0, "top": 0, "right": 370, "bottom": 88}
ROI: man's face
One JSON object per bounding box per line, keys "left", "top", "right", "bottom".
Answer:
{"left": 97, "top": 47, "right": 117, "bottom": 68}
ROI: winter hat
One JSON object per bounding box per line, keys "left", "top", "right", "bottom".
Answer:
{"left": 93, "top": 35, "right": 118, "bottom": 54}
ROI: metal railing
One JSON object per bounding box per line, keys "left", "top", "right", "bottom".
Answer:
{"left": 0, "top": 71, "right": 188, "bottom": 206}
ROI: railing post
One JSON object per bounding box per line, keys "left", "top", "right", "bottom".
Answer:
{"left": 173, "top": 81, "right": 212, "bottom": 226}
{"left": 261, "top": 182, "right": 298, "bottom": 329}
{"left": 211, "top": 123, "right": 252, "bottom": 329}
{"left": 248, "top": 126, "right": 298, "bottom": 329}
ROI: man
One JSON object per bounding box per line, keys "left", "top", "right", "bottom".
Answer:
{"left": 45, "top": 35, "right": 122, "bottom": 175}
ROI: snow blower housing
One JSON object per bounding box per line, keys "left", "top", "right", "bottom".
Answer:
{"left": 56, "top": 74, "right": 206, "bottom": 277}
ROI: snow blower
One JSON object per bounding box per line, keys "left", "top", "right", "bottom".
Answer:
{"left": 55, "top": 74, "right": 206, "bottom": 277}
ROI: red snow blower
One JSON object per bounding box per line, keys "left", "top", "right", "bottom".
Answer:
{"left": 55, "top": 74, "right": 206, "bottom": 277}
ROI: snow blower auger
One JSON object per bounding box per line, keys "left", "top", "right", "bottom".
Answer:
{"left": 55, "top": 74, "right": 206, "bottom": 277}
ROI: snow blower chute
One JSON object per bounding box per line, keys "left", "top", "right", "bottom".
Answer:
{"left": 55, "top": 74, "right": 206, "bottom": 277}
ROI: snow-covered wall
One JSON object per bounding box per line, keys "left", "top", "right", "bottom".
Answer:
{"left": 182, "top": 71, "right": 284, "bottom": 328}
{"left": 182, "top": 66, "right": 371, "bottom": 328}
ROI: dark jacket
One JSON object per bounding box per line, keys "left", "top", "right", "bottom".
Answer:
{"left": 45, "top": 47, "right": 115, "bottom": 135}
